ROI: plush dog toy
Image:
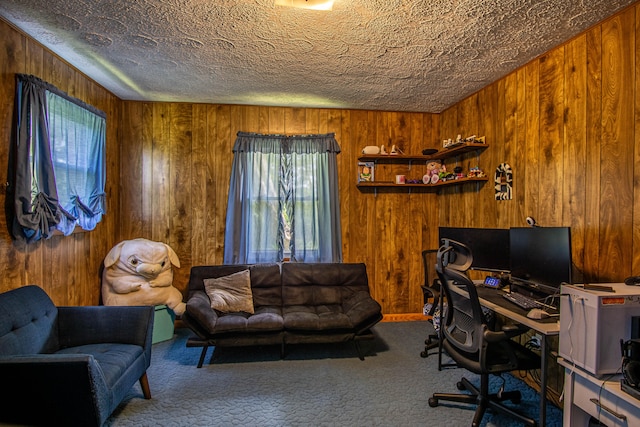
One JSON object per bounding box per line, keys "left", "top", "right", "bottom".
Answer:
{"left": 102, "top": 238, "right": 185, "bottom": 316}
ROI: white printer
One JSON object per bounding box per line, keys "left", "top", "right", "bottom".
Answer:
{"left": 559, "top": 283, "right": 640, "bottom": 377}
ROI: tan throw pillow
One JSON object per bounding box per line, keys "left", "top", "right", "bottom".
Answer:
{"left": 203, "top": 269, "right": 254, "bottom": 314}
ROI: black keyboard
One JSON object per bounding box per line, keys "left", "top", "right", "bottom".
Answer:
{"left": 502, "top": 292, "right": 540, "bottom": 310}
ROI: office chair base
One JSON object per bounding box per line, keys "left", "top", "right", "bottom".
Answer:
{"left": 429, "top": 377, "right": 537, "bottom": 427}
{"left": 420, "top": 334, "right": 439, "bottom": 358}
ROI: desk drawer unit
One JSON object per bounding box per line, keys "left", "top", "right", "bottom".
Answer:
{"left": 572, "top": 373, "right": 640, "bottom": 426}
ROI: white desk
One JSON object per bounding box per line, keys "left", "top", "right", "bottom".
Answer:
{"left": 451, "top": 284, "right": 560, "bottom": 427}
{"left": 559, "top": 358, "right": 640, "bottom": 426}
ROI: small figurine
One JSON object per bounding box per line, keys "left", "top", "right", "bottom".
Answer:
{"left": 360, "top": 166, "right": 372, "bottom": 181}
{"left": 468, "top": 166, "right": 486, "bottom": 178}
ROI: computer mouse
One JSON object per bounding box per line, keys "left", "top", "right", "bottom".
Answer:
{"left": 527, "top": 308, "right": 550, "bottom": 319}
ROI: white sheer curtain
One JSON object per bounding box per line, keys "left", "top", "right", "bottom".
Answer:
{"left": 47, "top": 91, "right": 106, "bottom": 234}
{"left": 223, "top": 132, "right": 342, "bottom": 264}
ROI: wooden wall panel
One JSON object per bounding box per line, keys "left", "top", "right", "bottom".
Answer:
{"left": 598, "top": 9, "right": 635, "bottom": 280}
{"left": 522, "top": 61, "right": 540, "bottom": 225}
{"left": 539, "top": 47, "right": 565, "bottom": 225}
{"left": 191, "top": 104, "right": 209, "bottom": 266}
{"left": 564, "top": 34, "right": 588, "bottom": 280}
{"left": 475, "top": 83, "right": 500, "bottom": 228}
{"left": 0, "top": 19, "right": 120, "bottom": 305}
{"left": 635, "top": 5, "right": 640, "bottom": 276}
{"left": 169, "top": 103, "right": 193, "bottom": 288}
{"left": 120, "top": 102, "right": 144, "bottom": 238}
{"left": 438, "top": 4, "right": 640, "bottom": 284}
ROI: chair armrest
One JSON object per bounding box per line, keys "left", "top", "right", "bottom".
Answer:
{"left": 185, "top": 290, "right": 220, "bottom": 332}
{"left": 0, "top": 354, "right": 110, "bottom": 425}
{"left": 57, "top": 305, "right": 154, "bottom": 350}
{"left": 483, "top": 323, "right": 530, "bottom": 343}
{"left": 342, "top": 291, "right": 383, "bottom": 332}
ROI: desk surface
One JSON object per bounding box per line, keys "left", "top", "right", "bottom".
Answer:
{"left": 450, "top": 284, "right": 560, "bottom": 335}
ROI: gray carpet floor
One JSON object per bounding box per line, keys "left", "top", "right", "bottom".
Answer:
{"left": 106, "top": 321, "right": 562, "bottom": 426}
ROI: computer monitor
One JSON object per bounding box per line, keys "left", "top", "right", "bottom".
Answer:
{"left": 438, "top": 227, "right": 510, "bottom": 273}
{"left": 509, "top": 226, "right": 572, "bottom": 295}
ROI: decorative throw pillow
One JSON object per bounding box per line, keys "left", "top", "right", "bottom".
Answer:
{"left": 203, "top": 269, "right": 254, "bottom": 314}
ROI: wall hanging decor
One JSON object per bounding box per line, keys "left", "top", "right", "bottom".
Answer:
{"left": 494, "top": 163, "right": 513, "bottom": 200}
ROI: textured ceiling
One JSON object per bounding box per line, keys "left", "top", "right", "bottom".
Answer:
{"left": 0, "top": 0, "right": 637, "bottom": 113}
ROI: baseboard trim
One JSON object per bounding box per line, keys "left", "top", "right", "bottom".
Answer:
{"left": 382, "top": 313, "right": 429, "bottom": 322}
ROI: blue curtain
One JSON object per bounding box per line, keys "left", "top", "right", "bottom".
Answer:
{"left": 9, "top": 74, "right": 106, "bottom": 242}
{"left": 223, "top": 132, "right": 342, "bottom": 264}
{"left": 10, "top": 75, "right": 61, "bottom": 242}
{"left": 285, "top": 134, "right": 343, "bottom": 262}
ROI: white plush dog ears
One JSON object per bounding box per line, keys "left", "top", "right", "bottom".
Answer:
{"left": 103, "top": 241, "right": 126, "bottom": 268}
{"left": 164, "top": 244, "right": 180, "bottom": 268}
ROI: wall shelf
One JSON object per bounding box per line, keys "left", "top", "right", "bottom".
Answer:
{"left": 356, "top": 142, "right": 489, "bottom": 192}
{"left": 358, "top": 143, "right": 489, "bottom": 164}
{"left": 356, "top": 176, "right": 488, "bottom": 190}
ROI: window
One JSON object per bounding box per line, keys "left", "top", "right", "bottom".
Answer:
{"left": 223, "top": 132, "right": 342, "bottom": 264}
{"left": 9, "top": 74, "right": 106, "bottom": 242}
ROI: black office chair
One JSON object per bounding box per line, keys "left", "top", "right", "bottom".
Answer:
{"left": 420, "top": 249, "right": 441, "bottom": 358}
{"left": 428, "top": 239, "right": 540, "bottom": 427}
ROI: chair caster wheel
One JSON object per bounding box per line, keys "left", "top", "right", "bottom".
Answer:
{"left": 420, "top": 350, "right": 428, "bottom": 358}
{"left": 428, "top": 397, "right": 438, "bottom": 407}
{"left": 456, "top": 381, "right": 465, "bottom": 390}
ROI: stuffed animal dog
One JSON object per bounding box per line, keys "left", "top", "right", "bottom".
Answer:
{"left": 102, "top": 238, "right": 185, "bottom": 315}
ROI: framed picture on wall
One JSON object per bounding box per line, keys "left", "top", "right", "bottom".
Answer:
{"left": 358, "top": 162, "right": 375, "bottom": 183}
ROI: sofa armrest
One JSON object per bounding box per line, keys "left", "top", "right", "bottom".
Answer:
{"left": 0, "top": 354, "right": 110, "bottom": 426}
{"left": 185, "top": 290, "right": 219, "bottom": 332}
{"left": 342, "top": 291, "right": 383, "bottom": 332}
{"left": 57, "top": 305, "right": 154, "bottom": 351}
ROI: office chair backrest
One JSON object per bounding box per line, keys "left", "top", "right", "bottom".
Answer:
{"left": 436, "top": 239, "right": 486, "bottom": 356}
{"left": 437, "top": 238, "right": 473, "bottom": 272}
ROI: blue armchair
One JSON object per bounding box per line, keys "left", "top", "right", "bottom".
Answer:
{"left": 0, "top": 285, "right": 154, "bottom": 426}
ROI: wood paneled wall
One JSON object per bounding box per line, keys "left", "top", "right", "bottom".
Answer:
{"left": 0, "top": 19, "right": 121, "bottom": 305}
{"left": 119, "top": 104, "right": 440, "bottom": 314}
{"left": 438, "top": 4, "right": 640, "bottom": 284}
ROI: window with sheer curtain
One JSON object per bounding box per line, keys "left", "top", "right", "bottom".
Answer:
{"left": 223, "top": 132, "right": 342, "bottom": 264}
{"left": 9, "top": 74, "right": 106, "bottom": 242}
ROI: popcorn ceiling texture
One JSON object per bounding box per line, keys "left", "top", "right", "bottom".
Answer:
{"left": 0, "top": 0, "right": 635, "bottom": 113}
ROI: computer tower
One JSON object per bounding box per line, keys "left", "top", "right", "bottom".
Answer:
{"left": 559, "top": 283, "right": 640, "bottom": 377}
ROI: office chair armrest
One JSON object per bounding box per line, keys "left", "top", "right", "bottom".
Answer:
{"left": 502, "top": 323, "right": 530, "bottom": 335}
{"left": 484, "top": 324, "right": 529, "bottom": 343}
{"left": 421, "top": 284, "right": 438, "bottom": 297}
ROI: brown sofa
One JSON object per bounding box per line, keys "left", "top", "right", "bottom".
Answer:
{"left": 182, "top": 262, "right": 383, "bottom": 367}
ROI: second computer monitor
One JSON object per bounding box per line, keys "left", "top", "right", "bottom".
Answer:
{"left": 509, "top": 226, "right": 572, "bottom": 295}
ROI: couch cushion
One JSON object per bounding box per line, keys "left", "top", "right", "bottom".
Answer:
{"left": 56, "top": 343, "right": 144, "bottom": 389}
{"left": 281, "top": 263, "right": 371, "bottom": 307}
{"left": 204, "top": 270, "right": 254, "bottom": 314}
{"left": 0, "top": 285, "right": 59, "bottom": 355}
{"left": 283, "top": 305, "right": 353, "bottom": 331}
{"left": 212, "top": 306, "right": 285, "bottom": 333}
{"left": 186, "top": 291, "right": 284, "bottom": 335}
